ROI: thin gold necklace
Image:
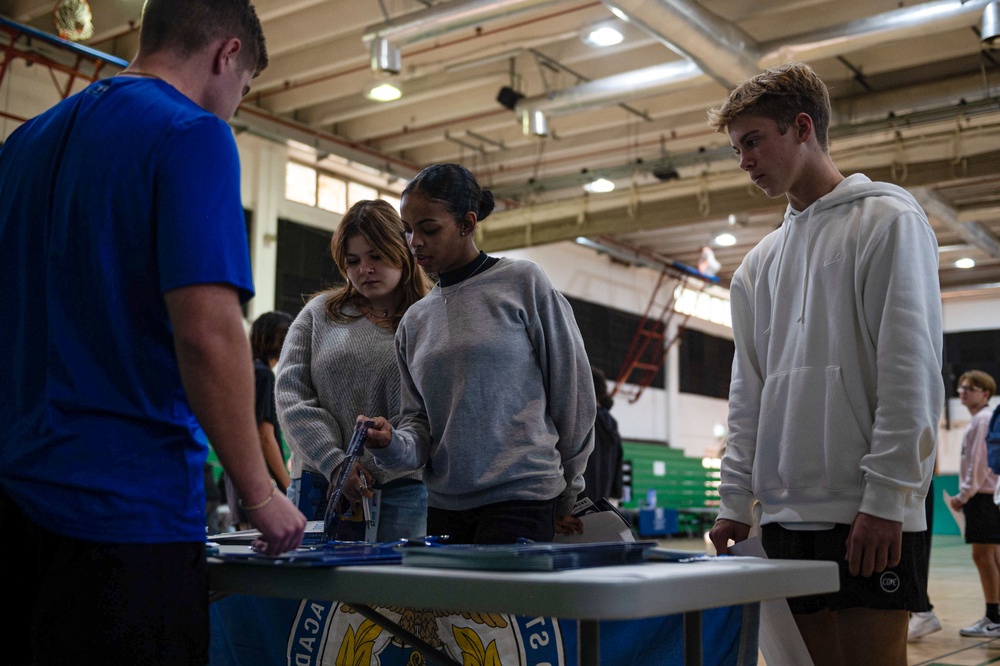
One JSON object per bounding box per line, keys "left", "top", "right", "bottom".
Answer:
{"left": 443, "top": 254, "right": 490, "bottom": 304}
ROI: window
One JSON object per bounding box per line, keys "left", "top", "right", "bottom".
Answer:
{"left": 317, "top": 174, "right": 347, "bottom": 214}
{"left": 285, "top": 161, "right": 401, "bottom": 215}
{"left": 347, "top": 181, "right": 379, "bottom": 208}
{"left": 285, "top": 162, "right": 317, "bottom": 206}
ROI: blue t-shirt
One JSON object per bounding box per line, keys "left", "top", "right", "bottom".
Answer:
{"left": 0, "top": 77, "right": 254, "bottom": 543}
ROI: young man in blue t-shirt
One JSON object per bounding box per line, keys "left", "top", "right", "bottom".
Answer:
{"left": 0, "top": 1, "right": 306, "bottom": 663}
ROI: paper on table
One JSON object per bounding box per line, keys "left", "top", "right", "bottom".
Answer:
{"left": 729, "top": 536, "right": 814, "bottom": 666}
{"left": 943, "top": 490, "right": 965, "bottom": 538}
{"left": 553, "top": 511, "right": 635, "bottom": 544}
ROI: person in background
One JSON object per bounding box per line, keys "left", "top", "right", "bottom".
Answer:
{"left": 277, "top": 199, "right": 432, "bottom": 541}
{"left": 226, "top": 311, "right": 293, "bottom": 530}
{"left": 580, "top": 367, "right": 625, "bottom": 504}
{"left": 706, "top": 63, "right": 942, "bottom": 666}
{"left": 362, "top": 163, "right": 596, "bottom": 544}
{"left": 949, "top": 370, "right": 1000, "bottom": 638}
{"left": 0, "top": 1, "right": 306, "bottom": 663}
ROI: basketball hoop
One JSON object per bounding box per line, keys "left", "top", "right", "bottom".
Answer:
{"left": 53, "top": 0, "right": 94, "bottom": 42}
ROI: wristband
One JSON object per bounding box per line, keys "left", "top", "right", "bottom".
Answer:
{"left": 239, "top": 479, "right": 277, "bottom": 511}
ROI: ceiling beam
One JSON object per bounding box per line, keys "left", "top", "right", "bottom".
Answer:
{"left": 480, "top": 150, "right": 1000, "bottom": 251}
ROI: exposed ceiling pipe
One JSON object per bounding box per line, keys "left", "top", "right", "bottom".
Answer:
{"left": 516, "top": 0, "right": 995, "bottom": 131}
{"left": 519, "top": 60, "right": 707, "bottom": 116}
{"left": 600, "top": 0, "right": 760, "bottom": 88}
{"left": 758, "top": 0, "right": 995, "bottom": 66}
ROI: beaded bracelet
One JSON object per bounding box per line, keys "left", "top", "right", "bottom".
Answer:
{"left": 239, "top": 479, "right": 277, "bottom": 511}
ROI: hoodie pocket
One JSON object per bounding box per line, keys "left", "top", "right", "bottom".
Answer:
{"left": 753, "top": 366, "right": 870, "bottom": 494}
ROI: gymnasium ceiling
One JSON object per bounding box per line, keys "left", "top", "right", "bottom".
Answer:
{"left": 3, "top": 0, "right": 1000, "bottom": 293}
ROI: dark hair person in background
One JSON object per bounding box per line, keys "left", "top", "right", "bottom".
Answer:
{"left": 362, "top": 163, "right": 596, "bottom": 544}
{"left": 580, "top": 367, "right": 625, "bottom": 503}
{"left": 226, "top": 311, "right": 294, "bottom": 530}
{"left": 0, "top": 1, "right": 305, "bottom": 663}
{"left": 277, "top": 200, "right": 432, "bottom": 541}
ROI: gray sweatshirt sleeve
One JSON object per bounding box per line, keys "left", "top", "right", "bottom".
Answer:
{"left": 529, "top": 279, "right": 596, "bottom": 516}
{"left": 368, "top": 322, "right": 431, "bottom": 473}
{"left": 275, "top": 302, "right": 348, "bottom": 480}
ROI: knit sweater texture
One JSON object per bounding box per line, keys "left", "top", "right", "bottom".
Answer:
{"left": 370, "top": 257, "right": 596, "bottom": 516}
{"left": 275, "top": 294, "right": 421, "bottom": 486}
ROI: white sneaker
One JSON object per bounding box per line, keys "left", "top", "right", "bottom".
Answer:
{"left": 959, "top": 616, "right": 1000, "bottom": 638}
{"left": 908, "top": 610, "right": 942, "bottom": 641}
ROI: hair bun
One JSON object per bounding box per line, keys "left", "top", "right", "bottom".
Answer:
{"left": 478, "top": 190, "right": 495, "bottom": 221}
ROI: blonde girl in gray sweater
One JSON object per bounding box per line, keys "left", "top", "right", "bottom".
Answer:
{"left": 276, "top": 199, "right": 433, "bottom": 541}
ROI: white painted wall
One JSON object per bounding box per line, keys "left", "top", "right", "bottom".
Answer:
{"left": 937, "top": 295, "right": 1000, "bottom": 473}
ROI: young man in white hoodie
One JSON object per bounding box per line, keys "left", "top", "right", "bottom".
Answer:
{"left": 706, "top": 63, "right": 943, "bottom": 665}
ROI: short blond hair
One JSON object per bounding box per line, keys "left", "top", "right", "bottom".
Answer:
{"left": 958, "top": 370, "right": 997, "bottom": 397}
{"left": 707, "top": 62, "right": 832, "bottom": 150}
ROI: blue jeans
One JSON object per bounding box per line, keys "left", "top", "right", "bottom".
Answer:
{"left": 290, "top": 472, "right": 427, "bottom": 542}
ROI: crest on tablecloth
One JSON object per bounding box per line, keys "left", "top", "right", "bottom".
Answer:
{"left": 288, "top": 599, "right": 565, "bottom": 665}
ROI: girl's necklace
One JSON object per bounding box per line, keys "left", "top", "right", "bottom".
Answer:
{"left": 443, "top": 254, "right": 490, "bottom": 304}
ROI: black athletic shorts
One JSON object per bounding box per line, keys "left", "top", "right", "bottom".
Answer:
{"left": 964, "top": 493, "right": 1000, "bottom": 544}
{"left": 0, "top": 488, "right": 209, "bottom": 665}
{"left": 761, "top": 522, "right": 928, "bottom": 614}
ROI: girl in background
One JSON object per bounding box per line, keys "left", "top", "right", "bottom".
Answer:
{"left": 226, "top": 311, "right": 293, "bottom": 530}
{"left": 277, "top": 200, "right": 432, "bottom": 541}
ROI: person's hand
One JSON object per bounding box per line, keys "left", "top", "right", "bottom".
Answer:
{"left": 709, "top": 518, "right": 751, "bottom": 555}
{"left": 949, "top": 496, "right": 965, "bottom": 512}
{"left": 555, "top": 514, "right": 584, "bottom": 536}
{"left": 248, "top": 492, "right": 307, "bottom": 556}
{"left": 359, "top": 414, "right": 392, "bottom": 449}
{"left": 845, "top": 511, "right": 902, "bottom": 577}
{"left": 330, "top": 460, "right": 375, "bottom": 515}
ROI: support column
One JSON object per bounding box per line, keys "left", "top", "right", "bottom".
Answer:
{"left": 236, "top": 133, "right": 287, "bottom": 321}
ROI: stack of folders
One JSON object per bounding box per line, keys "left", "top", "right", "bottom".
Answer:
{"left": 401, "top": 541, "right": 658, "bottom": 572}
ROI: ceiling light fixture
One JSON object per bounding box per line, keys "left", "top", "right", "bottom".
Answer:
{"left": 583, "top": 26, "right": 624, "bottom": 47}
{"left": 366, "top": 81, "right": 402, "bottom": 102}
{"left": 955, "top": 257, "right": 976, "bottom": 269}
{"left": 583, "top": 177, "right": 615, "bottom": 193}
{"left": 714, "top": 233, "right": 737, "bottom": 247}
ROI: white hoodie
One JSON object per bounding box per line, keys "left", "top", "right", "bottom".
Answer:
{"left": 719, "top": 174, "right": 943, "bottom": 532}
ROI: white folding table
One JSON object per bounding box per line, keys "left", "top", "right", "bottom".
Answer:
{"left": 208, "top": 549, "right": 838, "bottom": 666}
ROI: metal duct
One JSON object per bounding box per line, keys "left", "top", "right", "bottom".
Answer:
{"left": 600, "top": 0, "right": 760, "bottom": 89}
{"left": 515, "top": 60, "right": 707, "bottom": 123}
{"left": 516, "top": 0, "right": 995, "bottom": 128}
{"left": 759, "top": 0, "right": 995, "bottom": 66}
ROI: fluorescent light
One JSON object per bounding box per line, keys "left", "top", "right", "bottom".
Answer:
{"left": 714, "top": 233, "right": 737, "bottom": 246}
{"left": 584, "top": 26, "right": 624, "bottom": 47}
{"left": 366, "top": 82, "right": 402, "bottom": 102}
{"left": 583, "top": 177, "right": 615, "bottom": 193}
{"left": 955, "top": 257, "right": 976, "bottom": 269}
